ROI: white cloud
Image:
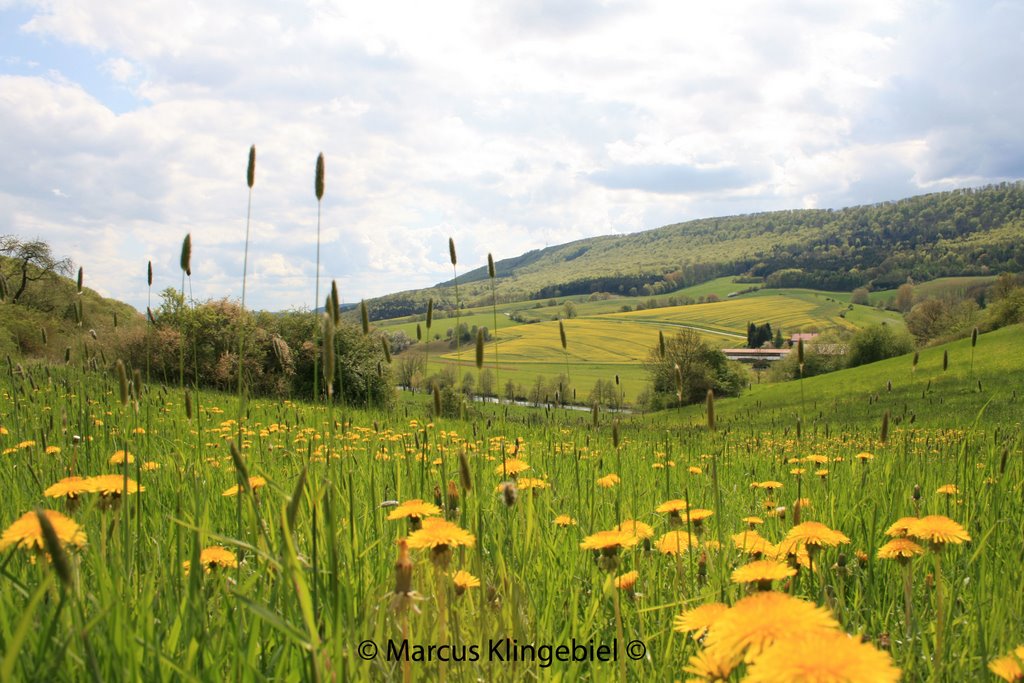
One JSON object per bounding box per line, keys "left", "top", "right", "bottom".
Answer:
{"left": 0, "top": 0, "right": 1021, "bottom": 312}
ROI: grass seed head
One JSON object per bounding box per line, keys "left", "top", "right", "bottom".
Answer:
{"left": 448, "top": 237, "right": 457, "bottom": 266}
{"left": 315, "top": 152, "right": 325, "bottom": 201}
{"left": 116, "top": 359, "right": 129, "bottom": 406}
{"left": 247, "top": 145, "right": 256, "bottom": 189}
{"left": 475, "top": 328, "right": 484, "bottom": 369}
{"left": 76, "top": 267, "right": 83, "bottom": 294}
{"left": 180, "top": 234, "right": 192, "bottom": 275}
{"left": 36, "top": 508, "right": 73, "bottom": 588}
{"left": 487, "top": 252, "right": 495, "bottom": 278}
{"left": 426, "top": 298, "right": 434, "bottom": 329}
{"left": 360, "top": 300, "right": 369, "bottom": 335}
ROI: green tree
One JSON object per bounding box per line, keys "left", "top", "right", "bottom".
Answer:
{"left": 846, "top": 324, "right": 914, "bottom": 368}
{"left": 645, "top": 329, "right": 746, "bottom": 408}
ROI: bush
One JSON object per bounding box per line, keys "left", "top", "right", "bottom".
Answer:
{"left": 846, "top": 324, "right": 914, "bottom": 368}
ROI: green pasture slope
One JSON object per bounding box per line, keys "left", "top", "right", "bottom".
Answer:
{"left": 668, "top": 322, "right": 1023, "bottom": 432}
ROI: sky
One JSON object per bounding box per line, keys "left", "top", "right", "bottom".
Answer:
{"left": 1, "top": 0, "right": 1022, "bottom": 313}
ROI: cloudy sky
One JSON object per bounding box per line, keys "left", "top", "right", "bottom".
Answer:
{"left": 1, "top": 1, "right": 1022, "bottom": 312}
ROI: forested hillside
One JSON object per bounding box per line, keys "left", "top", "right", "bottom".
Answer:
{"left": 365, "top": 183, "right": 1024, "bottom": 320}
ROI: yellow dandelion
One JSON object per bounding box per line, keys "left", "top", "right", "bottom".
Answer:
{"left": 905, "top": 515, "right": 970, "bottom": 549}
{"left": 704, "top": 591, "right": 840, "bottom": 663}
{"left": 936, "top": 484, "right": 959, "bottom": 495}
{"left": 856, "top": 451, "right": 875, "bottom": 462}
{"left": 731, "top": 530, "right": 774, "bottom": 557}
{"left": 109, "top": 450, "right": 135, "bottom": 465}
{"left": 387, "top": 499, "right": 442, "bottom": 521}
{"left": 654, "top": 531, "right": 697, "bottom": 555}
{"left": 43, "top": 476, "right": 92, "bottom": 499}
{"left": 17, "top": 440, "right": 36, "bottom": 449}
{"left": 744, "top": 630, "right": 901, "bottom": 683}
{"left": 596, "top": 473, "right": 621, "bottom": 488}
{"left": 614, "top": 569, "right": 639, "bottom": 590}
{"left": 86, "top": 474, "right": 144, "bottom": 496}
{"left": 45, "top": 445, "right": 62, "bottom": 455}
{"left": 804, "top": 454, "right": 829, "bottom": 464}
{"left": 452, "top": 569, "right": 480, "bottom": 595}
{"left": 685, "top": 508, "right": 714, "bottom": 524}
{"left": 516, "top": 477, "right": 549, "bottom": 491}
{"left": 616, "top": 519, "right": 654, "bottom": 540}
{"left": 184, "top": 545, "right": 239, "bottom": 574}
{"left": 656, "top": 498, "right": 688, "bottom": 514}
{"left": 553, "top": 514, "right": 577, "bottom": 527}
{"left": 876, "top": 538, "right": 925, "bottom": 561}
{"left": 406, "top": 518, "right": 476, "bottom": 550}
{"left": 0, "top": 509, "right": 87, "bottom": 552}
{"left": 673, "top": 601, "right": 729, "bottom": 640}
{"left": 884, "top": 516, "right": 918, "bottom": 538}
{"left": 989, "top": 645, "right": 1024, "bottom": 682}
{"left": 221, "top": 475, "right": 268, "bottom": 497}
{"left": 756, "top": 481, "right": 783, "bottom": 491}
{"left": 580, "top": 529, "right": 639, "bottom": 552}
{"left": 781, "top": 521, "right": 850, "bottom": 552}
{"left": 688, "top": 466, "right": 702, "bottom": 475}
{"left": 142, "top": 461, "right": 161, "bottom": 471}
{"left": 731, "top": 559, "right": 796, "bottom": 588}
{"left": 741, "top": 516, "right": 764, "bottom": 527}
{"left": 682, "top": 647, "right": 737, "bottom": 682}
{"left": 496, "top": 459, "right": 530, "bottom": 476}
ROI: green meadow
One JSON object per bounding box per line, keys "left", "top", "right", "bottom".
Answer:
{"left": 1, "top": 322, "right": 1021, "bottom": 681}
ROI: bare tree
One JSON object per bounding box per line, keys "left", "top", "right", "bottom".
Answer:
{"left": 0, "top": 235, "right": 74, "bottom": 304}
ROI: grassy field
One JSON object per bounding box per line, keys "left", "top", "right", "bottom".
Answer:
{"left": 1, "top": 324, "right": 1021, "bottom": 680}
{"left": 382, "top": 285, "right": 908, "bottom": 405}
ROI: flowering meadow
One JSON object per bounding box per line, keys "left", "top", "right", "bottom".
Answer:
{"left": 1, "top": 334, "right": 1022, "bottom": 683}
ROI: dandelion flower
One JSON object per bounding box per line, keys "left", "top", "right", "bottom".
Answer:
{"left": 884, "top": 517, "right": 918, "bottom": 538}
{"left": 44, "top": 476, "right": 92, "bottom": 500}
{"left": 1, "top": 509, "right": 86, "bottom": 552}
{"left": 86, "top": 474, "right": 144, "bottom": 497}
{"left": 673, "top": 601, "right": 729, "bottom": 640}
{"left": 656, "top": 499, "right": 688, "bottom": 514}
{"left": 616, "top": 519, "right": 654, "bottom": 540}
{"left": 614, "top": 570, "right": 639, "bottom": 590}
{"left": 553, "top": 514, "right": 577, "bottom": 527}
{"left": 109, "top": 450, "right": 134, "bottom": 465}
{"left": 856, "top": 451, "right": 874, "bottom": 462}
{"left": 496, "top": 459, "right": 530, "bottom": 476}
{"left": 989, "top": 645, "right": 1024, "bottom": 682}
{"left": 387, "top": 499, "right": 441, "bottom": 522}
{"left": 876, "top": 538, "right": 925, "bottom": 562}
{"left": 596, "top": 473, "right": 620, "bottom": 488}
{"left": 580, "top": 529, "right": 640, "bottom": 553}
{"left": 906, "top": 515, "right": 970, "bottom": 549}
{"left": 407, "top": 518, "right": 475, "bottom": 551}
{"left": 743, "top": 629, "right": 901, "bottom": 683}
{"left": 45, "top": 445, "right": 62, "bottom": 455}
{"left": 515, "top": 477, "right": 549, "bottom": 491}
{"left": 704, "top": 592, "right": 840, "bottom": 663}
{"left": 184, "top": 546, "right": 238, "bottom": 574}
{"left": 221, "top": 476, "right": 267, "bottom": 497}
{"left": 780, "top": 521, "right": 850, "bottom": 554}
{"left": 654, "top": 531, "right": 697, "bottom": 555}
{"left": 731, "top": 530, "right": 774, "bottom": 557}
{"left": 452, "top": 570, "right": 480, "bottom": 595}
{"left": 936, "top": 484, "right": 959, "bottom": 495}
{"left": 682, "top": 647, "right": 737, "bottom": 682}
{"left": 731, "top": 559, "right": 796, "bottom": 589}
